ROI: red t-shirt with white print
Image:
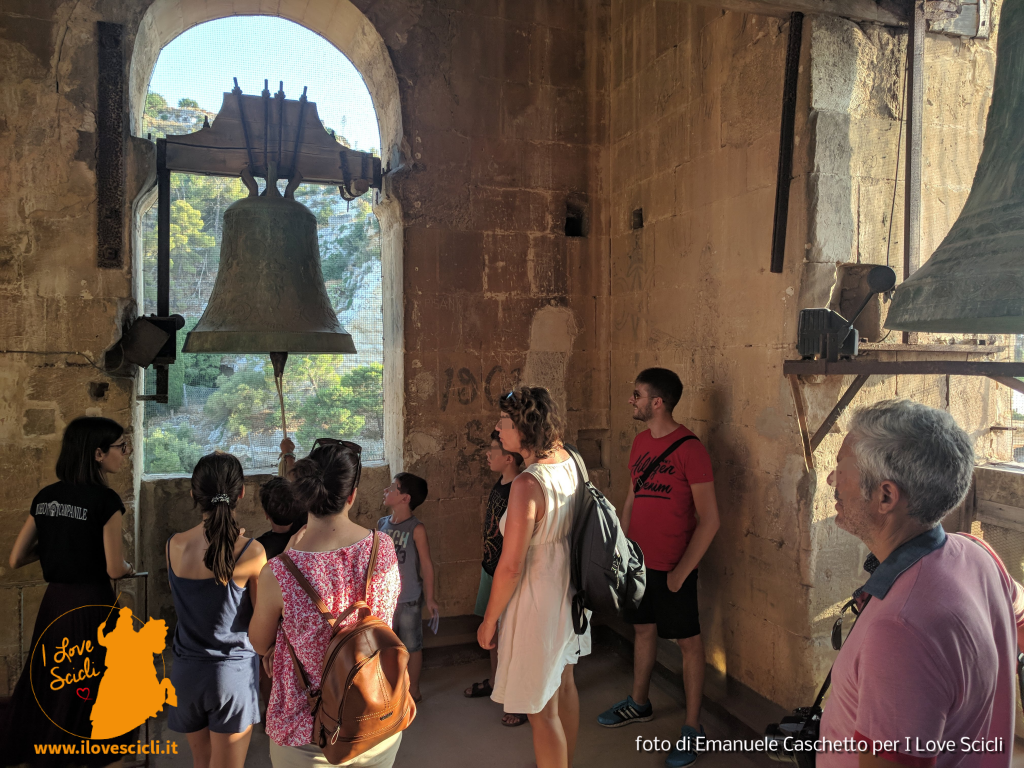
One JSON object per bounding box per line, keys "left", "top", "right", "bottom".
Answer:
{"left": 626, "top": 426, "right": 714, "bottom": 571}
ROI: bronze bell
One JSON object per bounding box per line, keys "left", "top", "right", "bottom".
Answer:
{"left": 182, "top": 164, "right": 356, "bottom": 355}
{"left": 886, "top": 0, "right": 1024, "bottom": 333}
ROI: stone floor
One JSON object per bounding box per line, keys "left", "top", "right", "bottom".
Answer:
{"left": 149, "top": 646, "right": 775, "bottom": 768}
{"left": 146, "top": 645, "right": 1024, "bottom": 768}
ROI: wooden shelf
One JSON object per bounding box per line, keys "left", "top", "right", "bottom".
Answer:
{"left": 785, "top": 356, "right": 1024, "bottom": 469}
{"left": 784, "top": 359, "right": 1024, "bottom": 376}
{"left": 858, "top": 343, "right": 1006, "bottom": 354}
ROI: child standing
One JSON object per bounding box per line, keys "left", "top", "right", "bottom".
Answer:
{"left": 256, "top": 477, "right": 306, "bottom": 560}
{"left": 378, "top": 472, "right": 437, "bottom": 703}
{"left": 464, "top": 431, "right": 527, "bottom": 727}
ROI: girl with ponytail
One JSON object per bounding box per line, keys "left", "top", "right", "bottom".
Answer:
{"left": 166, "top": 452, "right": 267, "bottom": 768}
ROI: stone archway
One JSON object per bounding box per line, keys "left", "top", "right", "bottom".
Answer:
{"left": 128, "top": 0, "right": 406, "bottom": 473}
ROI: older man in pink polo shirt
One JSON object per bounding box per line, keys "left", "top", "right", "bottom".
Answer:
{"left": 820, "top": 399, "right": 1019, "bottom": 768}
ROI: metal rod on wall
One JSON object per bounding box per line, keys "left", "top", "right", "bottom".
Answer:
{"left": 902, "top": 1, "right": 925, "bottom": 343}
{"left": 157, "top": 138, "right": 170, "bottom": 318}
{"left": 155, "top": 138, "right": 171, "bottom": 403}
{"left": 770, "top": 12, "right": 804, "bottom": 274}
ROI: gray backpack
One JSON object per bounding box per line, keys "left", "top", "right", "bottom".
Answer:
{"left": 565, "top": 445, "right": 646, "bottom": 635}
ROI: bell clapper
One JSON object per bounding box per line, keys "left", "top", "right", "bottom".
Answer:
{"left": 270, "top": 351, "right": 290, "bottom": 472}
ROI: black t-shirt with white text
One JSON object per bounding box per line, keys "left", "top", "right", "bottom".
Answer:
{"left": 482, "top": 479, "right": 512, "bottom": 576}
{"left": 30, "top": 482, "right": 124, "bottom": 583}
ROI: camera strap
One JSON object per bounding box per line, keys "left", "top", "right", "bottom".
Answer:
{"left": 813, "top": 594, "right": 872, "bottom": 710}
{"left": 633, "top": 436, "right": 697, "bottom": 494}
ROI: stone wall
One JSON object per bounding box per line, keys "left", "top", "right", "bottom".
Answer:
{"left": 0, "top": 0, "right": 611, "bottom": 701}
{"left": 391, "top": 0, "right": 610, "bottom": 614}
{"left": 0, "top": 0, "right": 1013, "bottom": 710}
{"left": 606, "top": 0, "right": 1010, "bottom": 709}
{"left": 607, "top": 0, "right": 816, "bottom": 708}
{"left": 0, "top": 0, "right": 143, "bottom": 695}
{"left": 797, "top": 6, "right": 1011, "bottom": 708}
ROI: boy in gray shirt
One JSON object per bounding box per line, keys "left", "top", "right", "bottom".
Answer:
{"left": 378, "top": 472, "right": 437, "bottom": 703}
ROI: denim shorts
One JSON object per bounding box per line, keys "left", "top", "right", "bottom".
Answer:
{"left": 393, "top": 599, "right": 423, "bottom": 653}
{"left": 168, "top": 655, "right": 260, "bottom": 734}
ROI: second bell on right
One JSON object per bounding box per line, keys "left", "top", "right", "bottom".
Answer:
{"left": 886, "top": 0, "right": 1024, "bottom": 334}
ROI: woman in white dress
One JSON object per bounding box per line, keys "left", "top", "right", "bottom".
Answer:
{"left": 477, "top": 386, "right": 589, "bottom": 768}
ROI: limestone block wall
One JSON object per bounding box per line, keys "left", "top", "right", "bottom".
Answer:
{"left": 606, "top": 0, "right": 1012, "bottom": 710}
{"left": 389, "top": 0, "right": 611, "bottom": 614}
{"left": 607, "top": 1, "right": 815, "bottom": 707}
{"left": 799, "top": 7, "right": 1011, "bottom": 705}
{"left": 0, "top": 0, "right": 613, "bottom": 681}
{"left": 0, "top": 0, "right": 143, "bottom": 696}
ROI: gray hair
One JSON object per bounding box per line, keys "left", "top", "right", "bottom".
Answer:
{"left": 847, "top": 399, "right": 974, "bottom": 525}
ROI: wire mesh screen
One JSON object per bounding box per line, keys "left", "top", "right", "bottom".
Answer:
{"left": 140, "top": 74, "right": 383, "bottom": 474}
{"left": 1010, "top": 336, "right": 1024, "bottom": 461}
{"left": 970, "top": 519, "right": 1024, "bottom": 584}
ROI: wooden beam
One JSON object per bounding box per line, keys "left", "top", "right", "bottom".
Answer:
{"left": 789, "top": 374, "right": 814, "bottom": 470}
{"left": 770, "top": 12, "right": 804, "bottom": 274}
{"left": 810, "top": 374, "right": 871, "bottom": 450}
{"left": 976, "top": 500, "right": 1024, "bottom": 535}
{"left": 988, "top": 376, "right": 1024, "bottom": 398}
{"left": 902, "top": 1, "right": 925, "bottom": 345}
{"left": 666, "top": 0, "right": 908, "bottom": 25}
{"left": 783, "top": 360, "right": 1024, "bottom": 377}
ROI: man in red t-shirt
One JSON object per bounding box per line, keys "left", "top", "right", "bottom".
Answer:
{"left": 598, "top": 368, "right": 720, "bottom": 768}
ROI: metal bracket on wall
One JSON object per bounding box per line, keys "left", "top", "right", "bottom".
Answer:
{"left": 96, "top": 22, "right": 125, "bottom": 269}
{"left": 784, "top": 355, "right": 1024, "bottom": 470}
{"left": 926, "top": 0, "right": 991, "bottom": 38}
{"left": 770, "top": 11, "right": 803, "bottom": 274}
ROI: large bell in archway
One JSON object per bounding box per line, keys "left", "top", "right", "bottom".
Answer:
{"left": 182, "top": 183, "right": 355, "bottom": 355}
{"left": 885, "top": 0, "right": 1024, "bottom": 333}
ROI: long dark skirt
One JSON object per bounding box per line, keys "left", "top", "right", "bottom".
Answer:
{"left": 0, "top": 581, "right": 134, "bottom": 767}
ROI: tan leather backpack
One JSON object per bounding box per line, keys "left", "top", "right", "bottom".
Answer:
{"left": 279, "top": 532, "right": 416, "bottom": 764}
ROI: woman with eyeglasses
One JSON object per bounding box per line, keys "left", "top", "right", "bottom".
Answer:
{"left": 2, "top": 416, "right": 136, "bottom": 766}
{"left": 477, "top": 387, "right": 590, "bottom": 768}
{"left": 249, "top": 439, "right": 404, "bottom": 768}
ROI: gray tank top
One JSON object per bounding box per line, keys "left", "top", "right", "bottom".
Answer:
{"left": 377, "top": 515, "right": 422, "bottom": 603}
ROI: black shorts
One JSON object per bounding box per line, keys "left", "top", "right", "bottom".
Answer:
{"left": 625, "top": 568, "right": 700, "bottom": 639}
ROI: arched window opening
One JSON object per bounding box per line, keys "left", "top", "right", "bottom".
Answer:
{"left": 139, "top": 17, "right": 384, "bottom": 475}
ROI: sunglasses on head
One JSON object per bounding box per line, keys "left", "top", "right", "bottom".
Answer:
{"left": 311, "top": 438, "right": 363, "bottom": 487}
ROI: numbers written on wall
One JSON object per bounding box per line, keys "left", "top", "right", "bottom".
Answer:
{"left": 440, "top": 365, "right": 521, "bottom": 412}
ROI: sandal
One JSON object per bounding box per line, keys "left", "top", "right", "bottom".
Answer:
{"left": 502, "top": 712, "right": 528, "bottom": 727}
{"left": 464, "top": 679, "right": 493, "bottom": 698}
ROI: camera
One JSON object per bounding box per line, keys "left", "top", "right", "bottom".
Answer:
{"left": 764, "top": 706, "right": 820, "bottom": 767}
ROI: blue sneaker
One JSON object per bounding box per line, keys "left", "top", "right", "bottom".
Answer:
{"left": 666, "top": 724, "right": 705, "bottom": 767}
{"left": 596, "top": 696, "right": 654, "bottom": 727}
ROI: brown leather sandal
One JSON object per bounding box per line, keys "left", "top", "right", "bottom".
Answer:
{"left": 502, "top": 712, "right": 528, "bottom": 727}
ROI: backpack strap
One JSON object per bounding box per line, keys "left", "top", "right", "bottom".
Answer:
{"left": 278, "top": 542, "right": 378, "bottom": 713}
{"left": 280, "top": 553, "right": 339, "bottom": 629}
{"left": 364, "top": 530, "right": 381, "bottom": 599}
{"left": 634, "top": 435, "right": 697, "bottom": 494}
{"left": 564, "top": 444, "right": 589, "bottom": 485}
